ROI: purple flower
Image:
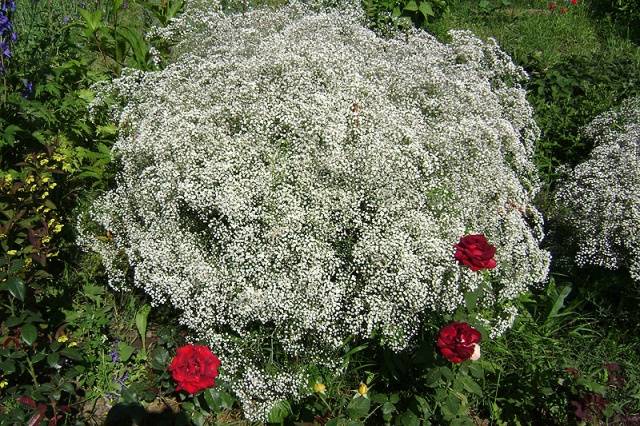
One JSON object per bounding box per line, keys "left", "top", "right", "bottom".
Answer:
{"left": 109, "top": 349, "right": 120, "bottom": 363}
{"left": 0, "top": 41, "right": 10, "bottom": 58}
{"left": 116, "top": 372, "right": 129, "bottom": 387}
{"left": 62, "top": 15, "right": 71, "bottom": 24}
{"left": 0, "top": 14, "right": 11, "bottom": 33}
{"left": 1, "top": 1, "right": 16, "bottom": 13}
{"left": 10, "top": 31, "right": 16, "bottom": 41}
{"left": 21, "top": 80, "right": 33, "bottom": 98}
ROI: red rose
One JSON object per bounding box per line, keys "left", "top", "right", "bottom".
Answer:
{"left": 454, "top": 234, "right": 497, "bottom": 271}
{"left": 168, "top": 344, "right": 221, "bottom": 394}
{"left": 570, "top": 0, "right": 577, "bottom": 5}
{"left": 436, "top": 322, "right": 482, "bottom": 363}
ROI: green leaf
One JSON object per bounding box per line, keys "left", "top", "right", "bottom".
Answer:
{"left": 2, "top": 124, "right": 21, "bottom": 147}
{"left": 79, "top": 8, "right": 103, "bottom": 36}
{"left": 21, "top": 323, "right": 37, "bottom": 345}
{"left": 460, "top": 375, "right": 482, "bottom": 397}
{"left": 218, "top": 391, "right": 235, "bottom": 409}
{"left": 548, "top": 285, "right": 572, "bottom": 319}
{"left": 419, "top": 1, "right": 435, "bottom": 17}
{"left": 32, "top": 352, "right": 46, "bottom": 364}
{"left": 267, "top": 400, "right": 291, "bottom": 423}
{"left": 424, "top": 368, "right": 441, "bottom": 387}
{"left": 135, "top": 304, "right": 151, "bottom": 351}
{"left": 0, "top": 359, "right": 16, "bottom": 374}
{"left": 443, "top": 394, "right": 461, "bottom": 418}
{"left": 6, "top": 276, "right": 26, "bottom": 301}
{"left": 347, "top": 396, "right": 371, "bottom": 420}
{"left": 117, "top": 27, "right": 151, "bottom": 70}
{"left": 191, "top": 411, "right": 206, "bottom": 426}
{"left": 395, "top": 410, "right": 420, "bottom": 426}
{"left": 118, "top": 342, "right": 136, "bottom": 362}
{"left": 47, "top": 352, "right": 61, "bottom": 368}
{"left": 382, "top": 401, "right": 396, "bottom": 415}
{"left": 150, "top": 346, "right": 169, "bottom": 370}
{"left": 4, "top": 315, "right": 24, "bottom": 327}
{"left": 203, "top": 388, "right": 221, "bottom": 412}
{"left": 60, "top": 348, "right": 83, "bottom": 361}
{"left": 404, "top": 0, "right": 419, "bottom": 11}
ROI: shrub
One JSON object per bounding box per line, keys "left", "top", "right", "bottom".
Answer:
{"left": 555, "top": 97, "right": 640, "bottom": 284}
{"left": 81, "top": 2, "right": 550, "bottom": 420}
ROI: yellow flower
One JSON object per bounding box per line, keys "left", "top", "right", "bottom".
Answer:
{"left": 53, "top": 224, "right": 64, "bottom": 234}
{"left": 0, "top": 380, "right": 8, "bottom": 389}
{"left": 25, "top": 175, "right": 35, "bottom": 185}
{"left": 68, "top": 341, "right": 78, "bottom": 347}
{"left": 42, "top": 177, "right": 50, "bottom": 183}
{"left": 42, "top": 191, "right": 49, "bottom": 198}
{"left": 313, "top": 382, "right": 327, "bottom": 394}
{"left": 357, "top": 382, "right": 369, "bottom": 397}
{"left": 40, "top": 159, "right": 49, "bottom": 166}
{"left": 7, "top": 250, "right": 17, "bottom": 256}
{"left": 57, "top": 335, "right": 69, "bottom": 343}
{"left": 49, "top": 183, "right": 57, "bottom": 189}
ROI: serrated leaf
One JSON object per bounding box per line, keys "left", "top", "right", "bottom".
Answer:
{"left": 267, "top": 400, "right": 291, "bottom": 423}
{"left": 347, "top": 396, "right": 371, "bottom": 420}
{"left": 150, "top": 346, "right": 169, "bottom": 370}
{"left": 382, "top": 401, "right": 396, "bottom": 415}
{"left": 396, "top": 410, "right": 420, "bottom": 426}
{"left": 460, "top": 375, "right": 482, "bottom": 397}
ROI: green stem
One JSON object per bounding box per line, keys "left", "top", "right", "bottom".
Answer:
{"left": 25, "top": 355, "right": 39, "bottom": 386}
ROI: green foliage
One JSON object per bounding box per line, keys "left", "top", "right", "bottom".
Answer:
{"left": 362, "top": 0, "right": 449, "bottom": 32}
{"left": 0, "top": 0, "right": 188, "bottom": 423}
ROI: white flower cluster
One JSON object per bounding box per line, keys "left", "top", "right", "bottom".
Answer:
{"left": 556, "top": 97, "right": 640, "bottom": 282}
{"left": 81, "top": 2, "right": 550, "bottom": 420}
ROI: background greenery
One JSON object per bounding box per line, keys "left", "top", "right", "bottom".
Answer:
{"left": 0, "top": 0, "right": 638, "bottom": 424}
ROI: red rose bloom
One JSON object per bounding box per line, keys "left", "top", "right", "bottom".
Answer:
{"left": 437, "top": 322, "right": 482, "bottom": 363}
{"left": 454, "top": 234, "right": 497, "bottom": 271}
{"left": 168, "top": 344, "right": 221, "bottom": 394}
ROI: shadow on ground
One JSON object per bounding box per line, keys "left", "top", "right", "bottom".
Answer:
{"left": 104, "top": 403, "right": 190, "bottom": 426}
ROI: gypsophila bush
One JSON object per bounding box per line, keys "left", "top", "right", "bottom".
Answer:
{"left": 555, "top": 97, "right": 640, "bottom": 284}
{"left": 80, "top": 1, "right": 550, "bottom": 420}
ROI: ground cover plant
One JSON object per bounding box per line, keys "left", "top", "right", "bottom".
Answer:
{"left": 81, "top": 2, "right": 551, "bottom": 419}
{"left": 0, "top": 0, "right": 639, "bottom": 425}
